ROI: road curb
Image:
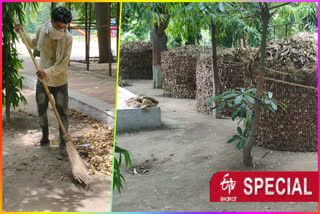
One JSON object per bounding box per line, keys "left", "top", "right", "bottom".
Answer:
{"left": 22, "top": 74, "right": 115, "bottom": 127}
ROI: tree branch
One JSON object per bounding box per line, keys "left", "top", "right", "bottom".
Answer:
{"left": 269, "top": 2, "right": 292, "bottom": 10}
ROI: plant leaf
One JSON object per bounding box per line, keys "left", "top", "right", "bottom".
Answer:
{"left": 234, "top": 95, "right": 243, "bottom": 105}
{"left": 237, "top": 127, "right": 242, "bottom": 135}
{"left": 205, "top": 95, "right": 221, "bottom": 104}
{"left": 268, "top": 105, "right": 275, "bottom": 113}
{"left": 265, "top": 98, "right": 272, "bottom": 104}
{"left": 245, "top": 88, "right": 257, "bottom": 93}
{"left": 226, "top": 135, "right": 239, "bottom": 144}
{"left": 271, "top": 102, "right": 278, "bottom": 111}
{"left": 232, "top": 108, "right": 241, "bottom": 121}
{"left": 223, "top": 93, "right": 238, "bottom": 99}
{"left": 245, "top": 95, "right": 255, "bottom": 105}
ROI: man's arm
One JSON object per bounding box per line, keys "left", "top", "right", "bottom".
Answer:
{"left": 15, "top": 24, "right": 39, "bottom": 50}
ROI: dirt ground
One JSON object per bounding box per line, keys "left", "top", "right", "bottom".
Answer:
{"left": 112, "top": 80, "right": 318, "bottom": 212}
{"left": 2, "top": 88, "right": 112, "bottom": 212}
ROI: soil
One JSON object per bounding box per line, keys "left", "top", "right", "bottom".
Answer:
{"left": 112, "top": 80, "right": 318, "bottom": 212}
{"left": 2, "top": 88, "right": 112, "bottom": 212}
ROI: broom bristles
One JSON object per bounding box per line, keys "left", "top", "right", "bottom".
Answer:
{"left": 65, "top": 136, "right": 92, "bottom": 185}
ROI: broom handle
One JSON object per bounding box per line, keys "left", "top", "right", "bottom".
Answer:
{"left": 14, "top": 18, "right": 68, "bottom": 136}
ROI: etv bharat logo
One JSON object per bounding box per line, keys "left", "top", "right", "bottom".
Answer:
{"left": 220, "top": 173, "right": 236, "bottom": 194}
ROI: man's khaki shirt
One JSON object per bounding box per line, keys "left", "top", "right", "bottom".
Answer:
{"left": 23, "top": 27, "right": 72, "bottom": 87}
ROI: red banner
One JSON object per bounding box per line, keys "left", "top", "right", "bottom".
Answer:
{"left": 210, "top": 171, "right": 319, "bottom": 202}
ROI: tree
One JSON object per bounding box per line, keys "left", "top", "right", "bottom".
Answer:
{"left": 150, "top": 4, "right": 169, "bottom": 88}
{"left": 120, "top": 3, "right": 151, "bottom": 43}
{"left": 241, "top": 2, "right": 291, "bottom": 166}
{"left": 95, "top": 3, "right": 111, "bottom": 63}
{"left": 2, "top": 3, "right": 38, "bottom": 121}
{"left": 171, "top": 2, "right": 258, "bottom": 118}
{"left": 205, "top": 2, "right": 296, "bottom": 166}
{"left": 68, "top": 2, "right": 118, "bottom": 64}
{"left": 122, "top": 3, "right": 171, "bottom": 88}
{"left": 23, "top": 3, "right": 50, "bottom": 33}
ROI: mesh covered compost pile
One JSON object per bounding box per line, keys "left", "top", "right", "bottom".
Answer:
{"left": 196, "top": 32, "right": 317, "bottom": 152}
{"left": 196, "top": 48, "right": 257, "bottom": 115}
{"left": 196, "top": 55, "right": 214, "bottom": 113}
{"left": 119, "top": 41, "right": 153, "bottom": 79}
{"left": 257, "top": 32, "right": 317, "bottom": 152}
{"left": 257, "top": 81, "right": 317, "bottom": 152}
{"left": 162, "top": 46, "right": 210, "bottom": 98}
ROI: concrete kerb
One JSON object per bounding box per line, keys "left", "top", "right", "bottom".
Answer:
{"left": 21, "top": 74, "right": 115, "bottom": 127}
{"left": 116, "top": 107, "right": 162, "bottom": 133}
{"left": 116, "top": 86, "right": 162, "bottom": 133}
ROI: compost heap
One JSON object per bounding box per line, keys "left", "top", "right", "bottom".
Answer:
{"left": 119, "top": 41, "right": 153, "bottom": 79}
{"left": 196, "top": 32, "right": 317, "bottom": 152}
{"left": 69, "top": 109, "right": 114, "bottom": 176}
{"left": 125, "top": 95, "right": 159, "bottom": 111}
{"left": 161, "top": 45, "right": 211, "bottom": 98}
{"left": 263, "top": 32, "right": 317, "bottom": 86}
{"left": 258, "top": 32, "right": 317, "bottom": 152}
{"left": 196, "top": 47, "right": 258, "bottom": 114}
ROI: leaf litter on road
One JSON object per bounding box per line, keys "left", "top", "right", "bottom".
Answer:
{"left": 69, "top": 109, "right": 114, "bottom": 176}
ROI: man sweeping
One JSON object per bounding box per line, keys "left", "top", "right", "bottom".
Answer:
{"left": 15, "top": 6, "right": 72, "bottom": 158}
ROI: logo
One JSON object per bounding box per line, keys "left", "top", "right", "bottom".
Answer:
{"left": 211, "top": 171, "right": 319, "bottom": 202}
{"left": 220, "top": 173, "right": 236, "bottom": 194}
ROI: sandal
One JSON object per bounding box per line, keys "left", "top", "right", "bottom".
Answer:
{"left": 34, "top": 138, "right": 50, "bottom": 147}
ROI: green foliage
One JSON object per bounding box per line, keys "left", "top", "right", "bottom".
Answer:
{"left": 121, "top": 3, "right": 170, "bottom": 43}
{"left": 113, "top": 145, "right": 132, "bottom": 193}
{"left": 270, "top": 2, "right": 318, "bottom": 40}
{"left": 166, "top": 3, "right": 207, "bottom": 46}
{"left": 2, "top": 3, "right": 38, "bottom": 113}
{"left": 206, "top": 88, "right": 287, "bottom": 150}
{"left": 122, "top": 2, "right": 317, "bottom": 48}
{"left": 72, "top": 3, "right": 118, "bottom": 24}
{"left": 24, "top": 3, "right": 44, "bottom": 33}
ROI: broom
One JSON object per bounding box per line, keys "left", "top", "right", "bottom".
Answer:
{"left": 14, "top": 17, "right": 92, "bottom": 185}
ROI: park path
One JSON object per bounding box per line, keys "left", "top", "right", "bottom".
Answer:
{"left": 19, "top": 55, "right": 117, "bottom": 105}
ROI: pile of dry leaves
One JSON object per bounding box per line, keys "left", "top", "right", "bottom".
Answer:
{"left": 69, "top": 109, "right": 114, "bottom": 176}
{"left": 125, "top": 95, "right": 159, "bottom": 110}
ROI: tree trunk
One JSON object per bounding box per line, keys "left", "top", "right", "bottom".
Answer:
{"left": 240, "top": 33, "right": 247, "bottom": 49}
{"left": 152, "top": 15, "right": 168, "bottom": 88}
{"left": 242, "top": 33, "right": 247, "bottom": 48}
{"left": 243, "top": 3, "right": 270, "bottom": 166}
{"left": 3, "top": 35, "right": 10, "bottom": 122}
{"left": 95, "top": 3, "right": 112, "bottom": 63}
{"left": 211, "top": 21, "right": 222, "bottom": 119}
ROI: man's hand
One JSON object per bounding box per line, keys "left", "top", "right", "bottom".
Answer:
{"left": 14, "top": 24, "right": 24, "bottom": 33}
{"left": 36, "top": 70, "right": 46, "bottom": 79}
